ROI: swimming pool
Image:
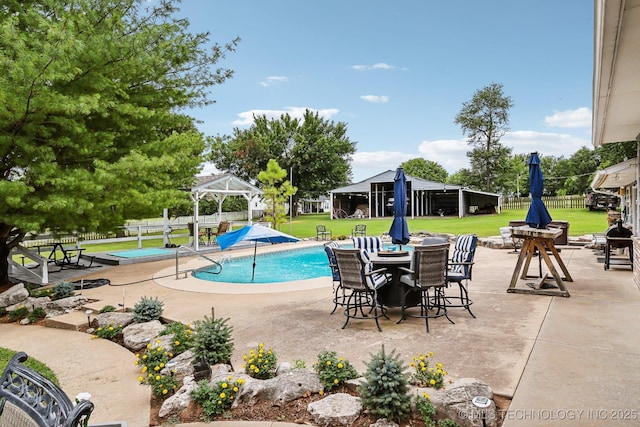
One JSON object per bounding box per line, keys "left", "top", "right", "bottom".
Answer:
{"left": 192, "top": 245, "right": 332, "bottom": 284}
{"left": 191, "top": 243, "right": 413, "bottom": 284}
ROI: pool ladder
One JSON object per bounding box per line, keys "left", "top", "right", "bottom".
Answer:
{"left": 175, "top": 245, "right": 223, "bottom": 279}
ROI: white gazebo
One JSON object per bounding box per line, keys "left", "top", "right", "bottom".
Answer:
{"left": 188, "top": 173, "right": 262, "bottom": 250}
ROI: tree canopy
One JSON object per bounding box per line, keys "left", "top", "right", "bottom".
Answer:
{"left": 208, "top": 109, "right": 356, "bottom": 207}
{"left": 400, "top": 158, "right": 448, "bottom": 183}
{"left": 0, "top": 0, "right": 238, "bottom": 284}
{"left": 454, "top": 83, "right": 514, "bottom": 193}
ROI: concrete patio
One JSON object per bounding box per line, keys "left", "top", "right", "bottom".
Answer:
{"left": 2, "top": 241, "right": 639, "bottom": 426}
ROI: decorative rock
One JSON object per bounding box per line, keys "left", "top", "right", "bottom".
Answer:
{"left": 122, "top": 320, "right": 164, "bottom": 351}
{"left": 307, "top": 393, "right": 362, "bottom": 427}
{"left": 235, "top": 369, "right": 324, "bottom": 407}
{"left": 0, "top": 283, "right": 29, "bottom": 308}
{"left": 19, "top": 318, "right": 31, "bottom": 325}
{"left": 427, "top": 378, "right": 497, "bottom": 427}
{"left": 159, "top": 375, "right": 197, "bottom": 418}
{"left": 369, "top": 419, "right": 398, "bottom": 427}
{"left": 276, "top": 361, "right": 291, "bottom": 375}
{"left": 160, "top": 350, "right": 195, "bottom": 380}
{"left": 94, "top": 312, "right": 135, "bottom": 329}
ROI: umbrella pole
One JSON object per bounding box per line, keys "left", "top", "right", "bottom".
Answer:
{"left": 251, "top": 241, "right": 257, "bottom": 282}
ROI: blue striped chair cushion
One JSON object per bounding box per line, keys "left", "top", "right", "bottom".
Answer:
{"left": 353, "top": 237, "right": 382, "bottom": 253}
{"left": 449, "top": 234, "right": 477, "bottom": 276}
{"left": 358, "top": 249, "right": 388, "bottom": 289}
{"left": 324, "top": 244, "right": 340, "bottom": 281}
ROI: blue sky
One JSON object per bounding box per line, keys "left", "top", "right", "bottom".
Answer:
{"left": 174, "top": 0, "right": 594, "bottom": 183}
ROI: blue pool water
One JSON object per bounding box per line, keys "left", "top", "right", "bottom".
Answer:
{"left": 192, "top": 245, "right": 332, "bottom": 284}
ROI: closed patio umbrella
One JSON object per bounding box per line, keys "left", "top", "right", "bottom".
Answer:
{"left": 216, "top": 224, "right": 299, "bottom": 281}
{"left": 525, "top": 152, "right": 552, "bottom": 229}
{"left": 389, "top": 167, "right": 410, "bottom": 249}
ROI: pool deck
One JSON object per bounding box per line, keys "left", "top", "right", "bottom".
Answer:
{"left": 3, "top": 240, "right": 640, "bottom": 426}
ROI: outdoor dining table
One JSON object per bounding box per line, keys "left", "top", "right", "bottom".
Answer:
{"left": 370, "top": 251, "right": 420, "bottom": 308}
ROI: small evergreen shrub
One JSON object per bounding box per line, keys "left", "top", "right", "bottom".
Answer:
{"left": 27, "top": 307, "right": 46, "bottom": 322}
{"left": 159, "top": 321, "right": 194, "bottom": 355}
{"left": 53, "top": 281, "right": 75, "bottom": 300}
{"left": 8, "top": 305, "right": 29, "bottom": 321}
{"left": 191, "top": 376, "right": 245, "bottom": 420}
{"left": 313, "top": 351, "right": 359, "bottom": 391}
{"left": 135, "top": 341, "right": 179, "bottom": 398}
{"left": 242, "top": 343, "right": 277, "bottom": 380}
{"left": 192, "top": 315, "right": 234, "bottom": 365}
{"left": 99, "top": 305, "right": 116, "bottom": 313}
{"left": 358, "top": 345, "right": 411, "bottom": 423}
{"left": 132, "top": 296, "right": 164, "bottom": 322}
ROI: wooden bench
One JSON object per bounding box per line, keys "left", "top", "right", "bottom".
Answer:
{"left": 0, "top": 352, "right": 94, "bottom": 427}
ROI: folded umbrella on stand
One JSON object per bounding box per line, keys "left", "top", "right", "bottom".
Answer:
{"left": 389, "top": 167, "right": 410, "bottom": 251}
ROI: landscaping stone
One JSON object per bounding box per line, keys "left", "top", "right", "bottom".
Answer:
{"left": 307, "top": 392, "right": 362, "bottom": 427}
{"left": 0, "top": 283, "right": 29, "bottom": 307}
{"left": 235, "top": 368, "right": 324, "bottom": 406}
{"left": 94, "top": 311, "right": 135, "bottom": 329}
{"left": 122, "top": 320, "right": 164, "bottom": 351}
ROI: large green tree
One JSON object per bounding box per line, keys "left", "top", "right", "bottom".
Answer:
{"left": 454, "top": 83, "right": 514, "bottom": 192}
{"left": 400, "top": 158, "right": 448, "bottom": 182}
{"left": 208, "top": 109, "right": 356, "bottom": 213}
{"left": 0, "top": 0, "right": 239, "bottom": 285}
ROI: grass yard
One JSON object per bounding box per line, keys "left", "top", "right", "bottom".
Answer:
{"left": 281, "top": 208, "right": 611, "bottom": 240}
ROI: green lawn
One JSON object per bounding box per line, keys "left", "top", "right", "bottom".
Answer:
{"left": 0, "top": 347, "right": 58, "bottom": 384}
{"left": 278, "top": 208, "right": 610, "bottom": 240}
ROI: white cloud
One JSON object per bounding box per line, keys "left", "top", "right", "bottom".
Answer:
{"left": 351, "top": 62, "right": 404, "bottom": 71}
{"left": 417, "top": 139, "right": 470, "bottom": 173}
{"left": 502, "top": 130, "right": 590, "bottom": 159}
{"left": 260, "top": 76, "right": 287, "bottom": 87}
{"left": 360, "top": 95, "right": 389, "bottom": 103}
{"left": 544, "top": 107, "right": 592, "bottom": 128}
{"left": 231, "top": 107, "right": 340, "bottom": 126}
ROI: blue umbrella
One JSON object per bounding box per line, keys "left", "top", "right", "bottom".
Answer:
{"left": 216, "top": 224, "right": 299, "bottom": 281}
{"left": 525, "top": 152, "right": 552, "bottom": 229}
{"left": 389, "top": 167, "right": 410, "bottom": 248}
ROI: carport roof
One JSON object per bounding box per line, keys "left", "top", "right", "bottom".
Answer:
{"left": 331, "top": 170, "right": 462, "bottom": 193}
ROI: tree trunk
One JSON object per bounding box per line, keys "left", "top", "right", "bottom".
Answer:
{"left": 0, "top": 241, "right": 11, "bottom": 287}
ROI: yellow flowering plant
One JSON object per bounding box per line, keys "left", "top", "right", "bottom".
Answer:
{"left": 158, "top": 321, "right": 194, "bottom": 355}
{"left": 409, "top": 352, "right": 447, "bottom": 389}
{"left": 191, "top": 376, "right": 245, "bottom": 420}
{"left": 313, "top": 351, "right": 359, "bottom": 391}
{"left": 242, "top": 343, "right": 277, "bottom": 380}
{"left": 135, "top": 340, "right": 179, "bottom": 398}
{"left": 94, "top": 323, "right": 123, "bottom": 341}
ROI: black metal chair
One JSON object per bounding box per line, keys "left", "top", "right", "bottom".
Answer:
{"left": 333, "top": 248, "right": 390, "bottom": 332}
{"left": 324, "top": 241, "right": 347, "bottom": 314}
{"left": 397, "top": 243, "right": 453, "bottom": 333}
{"left": 0, "top": 352, "right": 94, "bottom": 427}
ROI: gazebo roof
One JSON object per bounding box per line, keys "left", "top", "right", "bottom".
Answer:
{"left": 191, "top": 173, "right": 262, "bottom": 197}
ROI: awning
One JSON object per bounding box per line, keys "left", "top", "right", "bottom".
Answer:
{"left": 590, "top": 158, "right": 638, "bottom": 190}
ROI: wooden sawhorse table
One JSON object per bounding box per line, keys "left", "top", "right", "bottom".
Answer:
{"left": 507, "top": 226, "right": 572, "bottom": 297}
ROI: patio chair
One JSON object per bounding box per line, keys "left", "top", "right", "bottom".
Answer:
{"left": 352, "top": 236, "right": 382, "bottom": 254}
{"left": 210, "top": 221, "right": 230, "bottom": 246}
{"left": 324, "top": 241, "right": 346, "bottom": 314}
{"left": 0, "top": 351, "right": 94, "bottom": 427}
{"left": 332, "top": 248, "right": 391, "bottom": 332}
{"left": 316, "top": 225, "right": 332, "bottom": 241}
{"left": 397, "top": 243, "right": 453, "bottom": 333}
{"left": 352, "top": 224, "right": 366, "bottom": 237}
{"left": 446, "top": 234, "right": 478, "bottom": 318}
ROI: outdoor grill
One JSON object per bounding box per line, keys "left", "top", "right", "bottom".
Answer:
{"left": 604, "top": 220, "right": 634, "bottom": 270}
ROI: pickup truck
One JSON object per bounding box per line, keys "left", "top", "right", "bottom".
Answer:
{"left": 584, "top": 191, "right": 620, "bottom": 211}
